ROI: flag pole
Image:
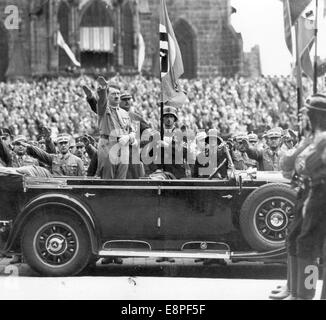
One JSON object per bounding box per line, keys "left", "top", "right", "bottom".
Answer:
{"left": 313, "top": 0, "right": 319, "bottom": 94}
{"left": 160, "top": 91, "right": 164, "bottom": 141}
{"left": 295, "top": 21, "right": 304, "bottom": 141}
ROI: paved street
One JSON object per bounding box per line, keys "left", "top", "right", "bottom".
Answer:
{"left": 0, "top": 257, "right": 323, "bottom": 300}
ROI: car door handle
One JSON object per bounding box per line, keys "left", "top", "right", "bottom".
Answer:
{"left": 84, "top": 193, "right": 96, "bottom": 198}
{"left": 221, "top": 195, "right": 233, "bottom": 199}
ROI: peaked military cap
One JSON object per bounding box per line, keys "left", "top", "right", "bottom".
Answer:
{"left": 234, "top": 132, "right": 249, "bottom": 142}
{"left": 120, "top": 92, "right": 132, "bottom": 100}
{"left": 75, "top": 136, "right": 85, "bottom": 147}
{"left": 56, "top": 133, "right": 71, "bottom": 144}
{"left": 266, "top": 127, "right": 282, "bottom": 138}
{"left": 305, "top": 94, "right": 326, "bottom": 112}
{"left": 13, "top": 135, "right": 27, "bottom": 144}
{"left": 248, "top": 132, "right": 258, "bottom": 142}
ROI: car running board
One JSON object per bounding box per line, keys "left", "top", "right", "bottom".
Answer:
{"left": 98, "top": 250, "right": 230, "bottom": 260}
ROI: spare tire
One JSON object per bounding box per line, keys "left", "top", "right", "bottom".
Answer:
{"left": 239, "top": 183, "right": 297, "bottom": 252}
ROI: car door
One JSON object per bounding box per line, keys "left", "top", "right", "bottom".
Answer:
{"left": 75, "top": 180, "right": 160, "bottom": 241}
{"left": 158, "top": 180, "right": 238, "bottom": 244}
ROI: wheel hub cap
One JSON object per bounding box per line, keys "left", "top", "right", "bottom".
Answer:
{"left": 46, "top": 235, "right": 66, "bottom": 255}
{"left": 34, "top": 223, "right": 78, "bottom": 266}
{"left": 255, "top": 197, "right": 294, "bottom": 242}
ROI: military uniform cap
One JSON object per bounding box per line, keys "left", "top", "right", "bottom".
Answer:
{"left": 75, "top": 136, "right": 84, "bottom": 147}
{"left": 248, "top": 133, "right": 258, "bottom": 142}
{"left": 56, "top": 133, "right": 71, "bottom": 144}
{"left": 120, "top": 92, "right": 132, "bottom": 100}
{"left": 234, "top": 132, "right": 248, "bottom": 142}
{"left": 163, "top": 105, "right": 178, "bottom": 121}
{"left": 266, "top": 127, "right": 282, "bottom": 138}
{"left": 305, "top": 94, "right": 326, "bottom": 112}
{"left": 13, "top": 135, "right": 27, "bottom": 144}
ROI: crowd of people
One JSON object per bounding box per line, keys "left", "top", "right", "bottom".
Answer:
{"left": 2, "top": 74, "right": 326, "bottom": 300}
{"left": 0, "top": 74, "right": 313, "bottom": 140}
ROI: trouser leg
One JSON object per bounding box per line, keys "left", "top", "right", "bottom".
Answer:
{"left": 287, "top": 255, "right": 298, "bottom": 297}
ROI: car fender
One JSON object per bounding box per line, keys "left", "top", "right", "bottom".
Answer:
{"left": 5, "top": 193, "right": 99, "bottom": 254}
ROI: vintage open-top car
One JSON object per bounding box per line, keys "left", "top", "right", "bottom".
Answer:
{"left": 0, "top": 167, "right": 297, "bottom": 276}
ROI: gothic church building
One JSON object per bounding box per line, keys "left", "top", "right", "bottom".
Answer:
{"left": 0, "top": 0, "right": 243, "bottom": 81}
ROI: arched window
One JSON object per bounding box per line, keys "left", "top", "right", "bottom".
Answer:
{"left": 122, "top": 2, "right": 134, "bottom": 67}
{"left": 79, "top": 0, "right": 114, "bottom": 70}
{"left": 58, "top": 1, "right": 71, "bottom": 69}
{"left": 174, "top": 19, "right": 197, "bottom": 79}
{"left": 0, "top": 23, "right": 9, "bottom": 81}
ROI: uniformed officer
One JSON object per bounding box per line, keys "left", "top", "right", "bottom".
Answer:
{"left": 120, "top": 91, "right": 150, "bottom": 179}
{"left": 148, "top": 105, "right": 189, "bottom": 179}
{"left": 11, "top": 135, "right": 39, "bottom": 167}
{"left": 232, "top": 133, "right": 257, "bottom": 170}
{"left": 74, "top": 136, "right": 90, "bottom": 173}
{"left": 273, "top": 94, "right": 326, "bottom": 300}
{"left": 269, "top": 134, "right": 314, "bottom": 300}
{"left": 248, "top": 132, "right": 258, "bottom": 148}
{"left": 244, "top": 127, "right": 282, "bottom": 171}
{"left": 24, "top": 133, "right": 84, "bottom": 176}
{"left": 295, "top": 94, "right": 326, "bottom": 299}
{"left": 96, "top": 77, "right": 137, "bottom": 179}
{"left": 193, "top": 129, "right": 229, "bottom": 179}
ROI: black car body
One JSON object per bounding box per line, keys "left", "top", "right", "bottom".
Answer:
{"left": 0, "top": 168, "right": 296, "bottom": 276}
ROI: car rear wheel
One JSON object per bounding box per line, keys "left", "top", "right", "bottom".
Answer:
{"left": 21, "top": 211, "right": 92, "bottom": 276}
{"left": 239, "top": 183, "right": 296, "bottom": 252}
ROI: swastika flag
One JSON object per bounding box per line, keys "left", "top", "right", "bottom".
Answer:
{"left": 159, "top": 0, "right": 187, "bottom": 105}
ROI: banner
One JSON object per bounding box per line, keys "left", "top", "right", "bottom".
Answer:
{"left": 138, "top": 33, "right": 145, "bottom": 72}
{"left": 57, "top": 31, "right": 81, "bottom": 67}
{"left": 297, "top": 17, "right": 315, "bottom": 79}
{"left": 159, "top": 0, "right": 187, "bottom": 105}
{"left": 80, "top": 27, "right": 114, "bottom": 52}
{"left": 282, "top": 0, "right": 312, "bottom": 54}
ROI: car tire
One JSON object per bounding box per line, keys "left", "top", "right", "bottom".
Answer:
{"left": 21, "top": 211, "right": 92, "bottom": 277}
{"left": 239, "top": 183, "right": 297, "bottom": 252}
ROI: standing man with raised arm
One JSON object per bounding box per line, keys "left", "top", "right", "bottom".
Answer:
{"left": 96, "top": 77, "right": 137, "bottom": 179}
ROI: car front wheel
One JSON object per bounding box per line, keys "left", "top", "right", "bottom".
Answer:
{"left": 21, "top": 211, "right": 92, "bottom": 276}
{"left": 239, "top": 183, "right": 297, "bottom": 252}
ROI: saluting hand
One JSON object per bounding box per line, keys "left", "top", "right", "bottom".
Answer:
{"left": 85, "top": 134, "right": 95, "bottom": 146}
{"left": 41, "top": 126, "right": 51, "bottom": 139}
{"left": 97, "top": 76, "right": 108, "bottom": 88}
{"left": 82, "top": 135, "right": 90, "bottom": 147}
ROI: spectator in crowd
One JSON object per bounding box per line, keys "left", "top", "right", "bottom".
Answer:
{"left": 243, "top": 127, "right": 283, "bottom": 171}
{"left": 24, "top": 133, "right": 84, "bottom": 176}
{"left": 11, "top": 135, "right": 39, "bottom": 167}
{"left": 0, "top": 75, "right": 313, "bottom": 139}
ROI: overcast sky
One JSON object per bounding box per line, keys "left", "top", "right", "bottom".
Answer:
{"left": 231, "top": 0, "right": 326, "bottom": 76}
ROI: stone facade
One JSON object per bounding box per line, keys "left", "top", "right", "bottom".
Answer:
{"left": 242, "top": 45, "right": 262, "bottom": 78}
{"left": 0, "top": 0, "right": 244, "bottom": 80}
